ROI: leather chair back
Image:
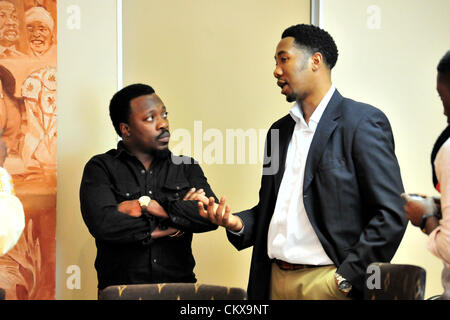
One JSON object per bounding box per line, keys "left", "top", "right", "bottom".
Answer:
{"left": 98, "top": 283, "right": 247, "bottom": 300}
{"left": 364, "top": 263, "right": 426, "bottom": 300}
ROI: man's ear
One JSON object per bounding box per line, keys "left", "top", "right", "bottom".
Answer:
{"left": 119, "top": 122, "right": 130, "bottom": 138}
{"left": 311, "top": 52, "right": 324, "bottom": 72}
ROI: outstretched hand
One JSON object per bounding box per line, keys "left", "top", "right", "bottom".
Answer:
{"left": 183, "top": 187, "right": 206, "bottom": 201}
{"left": 197, "top": 196, "right": 243, "bottom": 232}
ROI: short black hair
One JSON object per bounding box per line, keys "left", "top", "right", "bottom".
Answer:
{"left": 282, "top": 24, "right": 338, "bottom": 70}
{"left": 109, "top": 83, "right": 155, "bottom": 136}
{"left": 437, "top": 51, "right": 450, "bottom": 77}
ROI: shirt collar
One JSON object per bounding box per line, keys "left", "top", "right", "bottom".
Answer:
{"left": 114, "top": 141, "right": 171, "bottom": 162}
{"left": 114, "top": 140, "right": 130, "bottom": 158}
{"left": 289, "top": 84, "right": 336, "bottom": 131}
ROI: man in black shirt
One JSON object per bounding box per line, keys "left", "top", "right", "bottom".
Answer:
{"left": 79, "top": 84, "right": 218, "bottom": 291}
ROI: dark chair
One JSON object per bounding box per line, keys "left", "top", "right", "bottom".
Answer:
{"left": 98, "top": 283, "right": 247, "bottom": 300}
{"left": 0, "top": 288, "right": 5, "bottom": 300}
{"left": 364, "top": 262, "right": 426, "bottom": 300}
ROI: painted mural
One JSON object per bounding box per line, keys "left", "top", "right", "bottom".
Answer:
{"left": 0, "top": 0, "right": 56, "bottom": 300}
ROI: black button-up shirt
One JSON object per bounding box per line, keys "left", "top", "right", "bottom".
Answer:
{"left": 79, "top": 142, "right": 218, "bottom": 289}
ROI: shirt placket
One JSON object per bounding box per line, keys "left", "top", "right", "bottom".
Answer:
{"left": 144, "top": 163, "right": 162, "bottom": 273}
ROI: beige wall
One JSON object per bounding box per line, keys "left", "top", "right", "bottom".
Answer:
{"left": 56, "top": 0, "right": 118, "bottom": 299}
{"left": 57, "top": 0, "right": 450, "bottom": 300}
{"left": 123, "top": 0, "right": 310, "bottom": 290}
{"left": 320, "top": 0, "right": 450, "bottom": 298}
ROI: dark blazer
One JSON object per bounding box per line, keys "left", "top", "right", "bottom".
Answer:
{"left": 227, "top": 90, "right": 407, "bottom": 299}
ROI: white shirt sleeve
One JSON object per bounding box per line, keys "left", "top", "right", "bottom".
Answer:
{"left": 428, "top": 138, "right": 450, "bottom": 265}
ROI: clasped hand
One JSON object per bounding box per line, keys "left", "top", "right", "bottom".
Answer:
{"left": 116, "top": 187, "right": 209, "bottom": 239}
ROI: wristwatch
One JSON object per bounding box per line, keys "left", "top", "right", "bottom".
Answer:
{"left": 138, "top": 195, "right": 151, "bottom": 208}
{"left": 335, "top": 272, "right": 352, "bottom": 295}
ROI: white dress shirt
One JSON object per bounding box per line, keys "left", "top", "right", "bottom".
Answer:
{"left": 267, "top": 85, "right": 336, "bottom": 265}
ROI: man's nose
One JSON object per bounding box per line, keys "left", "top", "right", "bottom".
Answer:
{"left": 273, "top": 65, "right": 282, "bottom": 79}
{"left": 158, "top": 118, "right": 169, "bottom": 130}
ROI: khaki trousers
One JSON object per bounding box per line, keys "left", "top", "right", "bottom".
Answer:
{"left": 270, "top": 262, "right": 351, "bottom": 300}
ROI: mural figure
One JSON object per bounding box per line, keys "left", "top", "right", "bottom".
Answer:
{"left": 0, "top": 0, "right": 56, "bottom": 300}
{"left": 0, "top": 64, "right": 23, "bottom": 156}
{"left": 0, "top": 1, "right": 24, "bottom": 58}
{"left": 21, "top": 66, "right": 56, "bottom": 174}
{"left": 24, "top": 6, "right": 55, "bottom": 57}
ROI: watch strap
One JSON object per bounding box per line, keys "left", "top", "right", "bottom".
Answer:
{"left": 335, "top": 272, "right": 352, "bottom": 294}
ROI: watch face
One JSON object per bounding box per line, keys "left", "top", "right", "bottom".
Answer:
{"left": 339, "top": 280, "right": 352, "bottom": 291}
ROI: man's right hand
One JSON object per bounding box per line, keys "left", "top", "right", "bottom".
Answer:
{"left": 197, "top": 196, "right": 243, "bottom": 232}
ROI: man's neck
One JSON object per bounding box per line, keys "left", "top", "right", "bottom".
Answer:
{"left": 135, "top": 152, "right": 153, "bottom": 171}
{"left": 122, "top": 142, "right": 153, "bottom": 170}
{"left": 298, "top": 81, "right": 332, "bottom": 124}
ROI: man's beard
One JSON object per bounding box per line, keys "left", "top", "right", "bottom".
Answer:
{"left": 150, "top": 146, "right": 170, "bottom": 159}
{"left": 147, "top": 129, "right": 171, "bottom": 159}
{"left": 286, "top": 94, "right": 296, "bottom": 103}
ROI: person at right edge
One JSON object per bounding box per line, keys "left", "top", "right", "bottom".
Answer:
{"left": 404, "top": 51, "right": 450, "bottom": 300}
{"left": 198, "top": 24, "right": 407, "bottom": 300}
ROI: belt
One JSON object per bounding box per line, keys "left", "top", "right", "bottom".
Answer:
{"left": 273, "top": 259, "right": 324, "bottom": 271}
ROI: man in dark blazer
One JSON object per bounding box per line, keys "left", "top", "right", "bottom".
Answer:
{"left": 198, "top": 24, "right": 407, "bottom": 300}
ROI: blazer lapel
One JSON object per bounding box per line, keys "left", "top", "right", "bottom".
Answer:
{"left": 303, "top": 90, "right": 343, "bottom": 192}
{"left": 273, "top": 116, "right": 295, "bottom": 196}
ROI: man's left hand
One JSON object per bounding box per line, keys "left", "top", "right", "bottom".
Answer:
{"left": 183, "top": 187, "right": 206, "bottom": 201}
